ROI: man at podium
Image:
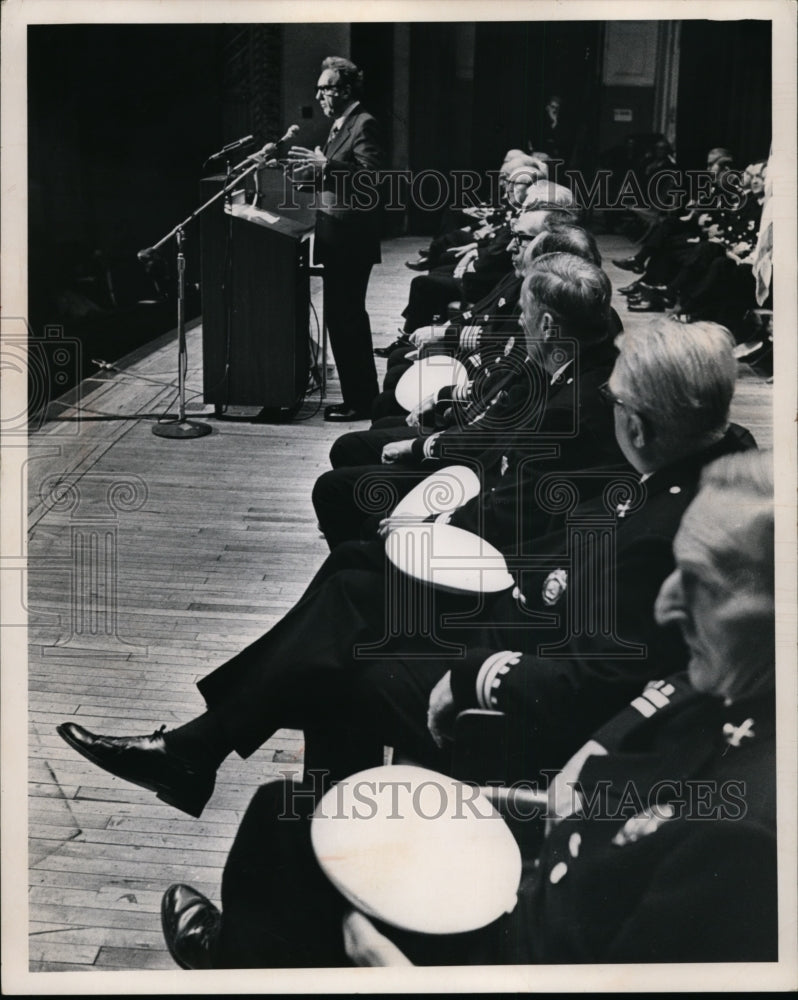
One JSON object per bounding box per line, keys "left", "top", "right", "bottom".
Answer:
{"left": 288, "top": 56, "right": 383, "bottom": 422}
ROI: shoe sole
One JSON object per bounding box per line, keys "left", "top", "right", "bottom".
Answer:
{"left": 56, "top": 724, "right": 208, "bottom": 818}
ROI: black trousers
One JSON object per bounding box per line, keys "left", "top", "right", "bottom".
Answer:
{"left": 324, "top": 257, "right": 379, "bottom": 412}
{"left": 196, "top": 539, "right": 478, "bottom": 763}
{"left": 313, "top": 455, "right": 431, "bottom": 550}
{"left": 216, "top": 779, "right": 533, "bottom": 968}
{"left": 402, "top": 271, "right": 462, "bottom": 333}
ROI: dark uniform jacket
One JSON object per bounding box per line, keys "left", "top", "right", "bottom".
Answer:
{"left": 510, "top": 673, "right": 777, "bottom": 964}
{"left": 449, "top": 425, "right": 758, "bottom": 771}
{"left": 215, "top": 673, "right": 776, "bottom": 968}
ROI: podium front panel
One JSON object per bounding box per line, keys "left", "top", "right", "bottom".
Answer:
{"left": 200, "top": 180, "right": 311, "bottom": 409}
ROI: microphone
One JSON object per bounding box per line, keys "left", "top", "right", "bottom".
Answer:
{"left": 243, "top": 124, "right": 301, "bottom": 165}
{"left": 136, "top": 246, "right": 161, "bottom": 262}
{"left": 207, "top": 134, "right": 255, "bottom": 162}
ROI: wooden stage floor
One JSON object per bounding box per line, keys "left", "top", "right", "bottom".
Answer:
{"left": 24, "top": 234, "right": 772, "bottom": 972}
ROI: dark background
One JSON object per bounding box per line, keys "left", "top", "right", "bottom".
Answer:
{"left": 27, "top": 20, "right": 772, "bottom": 391}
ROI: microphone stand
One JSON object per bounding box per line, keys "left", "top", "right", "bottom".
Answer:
{"left": 143, "top": 155, "right": 263, "bottom": 439}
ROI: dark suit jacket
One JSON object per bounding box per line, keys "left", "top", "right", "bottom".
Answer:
{"left": 312, "top": 103, "right": 383, "bottom": 266}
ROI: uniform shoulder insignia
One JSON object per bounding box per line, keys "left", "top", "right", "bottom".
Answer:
{"left": 630, "top": 681, "right": 676, "bottom": 718}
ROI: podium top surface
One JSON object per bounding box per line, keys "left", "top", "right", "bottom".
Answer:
{"left": 225, "top": 201, "right": 314, "bottom": 240}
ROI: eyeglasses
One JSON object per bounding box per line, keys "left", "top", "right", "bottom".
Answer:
{"left": 316, "top": 85, "right": 340, "bottom": 94}
{"left": 509, "top": 230, "right": 536, "bottom": 244}
{"left": 598, "top": 382, "right": 627, "bottom": 409}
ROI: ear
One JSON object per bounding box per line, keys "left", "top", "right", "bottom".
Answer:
{"left": 626, "top": 408, "right": 647, "bottom": 448}
{"left": 540, "top": 311, "right": 558, "bottom": 339}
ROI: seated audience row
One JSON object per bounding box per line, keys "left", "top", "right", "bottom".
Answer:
{"left": 55, "top": 143, "right": 776, "bottom": 970}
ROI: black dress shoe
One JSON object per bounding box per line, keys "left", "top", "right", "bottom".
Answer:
{"left": 161, "top": 884, "right": 221, "bottom": 970}
{"left": 627, "top": 295, "right": 666, "bottom": 313}
{"left": 56, "top": 722, "right": 215, "bottom": 817}
{"left": 612, "top": 256, "right": 645, "bottom": 273}
{"left": 618, "top": 279, "right": 643, "bottom": 295}
{"left": 374, "top": 336, "right": 411, "bottom": 358}
{"left": 323, "top": 404, "right": 370, "bottom": 422}
{"left": 404, "top": 259, "right": 429, "bottom": 271}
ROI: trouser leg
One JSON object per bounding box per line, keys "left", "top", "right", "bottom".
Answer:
{"left": 217, "top": 781, "right": 348, "bottom": 968}
{"left": 324, "top": 260, "right": 379, "bottom": 412}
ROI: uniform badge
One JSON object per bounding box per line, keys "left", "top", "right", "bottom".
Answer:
{"left": 542, "top": 568, "right": 567, "bottom": 606}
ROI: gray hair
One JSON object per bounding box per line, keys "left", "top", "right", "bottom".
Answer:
{"left": 523, "top": 180, "right": 575, "bottom": 209}
{"left": 529, "top": 224, "right": 601, "bottom": 266}
{"left": 615, "top": 319, "right": 736, "bottom": 457}
{"left": 679, "top": 449, "right": 774, "bottom": 699}
{"left": 521, "top": 252, "right": 611, "bottom": 342}
{"left": 321, "top": 56, "right": 363, "bottom": 97}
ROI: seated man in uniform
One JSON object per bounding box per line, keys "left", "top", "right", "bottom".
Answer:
{"left": 55, "top": 320, "right": 755, "bottom": 819}
{"left": 158, "top": 448, "right": 777, "bottom": 968}
{"left": 315, "top": 250, "right": 620, "bottom": 549}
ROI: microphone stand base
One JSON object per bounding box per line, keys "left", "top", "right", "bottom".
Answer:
{"left": 152, "top": 418, "right": 213, "bottom": 439}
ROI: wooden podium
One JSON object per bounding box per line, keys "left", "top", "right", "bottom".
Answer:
{"left": 200, "top": 177, "right": 315, "bottom": 411}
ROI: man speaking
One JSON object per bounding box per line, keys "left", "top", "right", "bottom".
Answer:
{"left": 287, "top": 56, "right": 383, "bottom": 422}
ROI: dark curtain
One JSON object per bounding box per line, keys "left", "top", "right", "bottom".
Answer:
{"left": 676, "top": 20, "right": 772, "bottom": 170}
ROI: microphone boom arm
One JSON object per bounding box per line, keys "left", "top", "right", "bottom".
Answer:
{"left": 139, "top": 158, "right": 262, "bottom": 257}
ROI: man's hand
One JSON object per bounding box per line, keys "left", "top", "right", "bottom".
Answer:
{"left": 409, "top": 325, "right": 441, "bottom": 348}
{"left": 454, "top": 248, "right": 478, "bottom": 279}
{"left": 381, "top": 439, "right": 415, "bottom": 464}
{"left": 427, "top": 671, "right": 457, "bottom": 748}
{"left": 377, "top": 516, "right": 396, "bottom": 539}
{"left": 342, "top": 910, "right": 413, "bottom": 966}
{"left": 447, "top": 242, "right": 478, "bottom": 258}
{"left": 287, "top": 144, "right": 327, "bottom": 172}
{"left": 406, "top": 393, "right": 437, "bottom": 428}
{"left": 462, "top": 205, "right": 491, "bottom": 220}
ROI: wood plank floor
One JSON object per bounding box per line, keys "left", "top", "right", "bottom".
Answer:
{"left": 25, "top": 233, "right": 773, "bottom": 973}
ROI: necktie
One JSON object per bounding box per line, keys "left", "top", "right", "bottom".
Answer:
{"left": 325, "top": 122, "right": 340, "bottom": 151}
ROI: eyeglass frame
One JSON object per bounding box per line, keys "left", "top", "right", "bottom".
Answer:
{"left": 598, "top": 381, "right": 651, "bottom": 432}
{"left": 598, "top": 381, "right": 628, "bottom": 409}
{"left": 508, "top": 229, "right": 537, "bottom": 245}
